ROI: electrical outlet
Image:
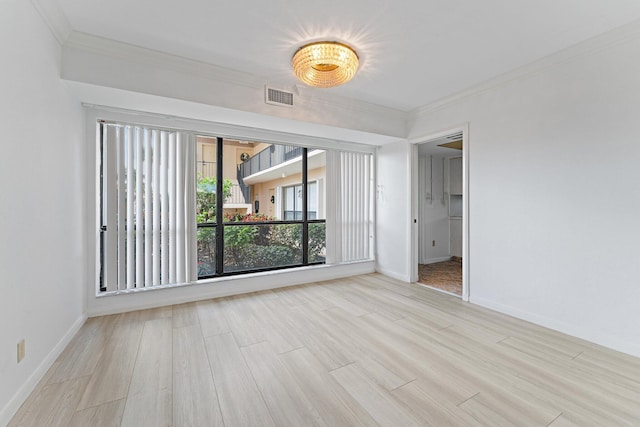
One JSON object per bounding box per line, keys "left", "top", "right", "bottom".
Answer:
{"left": 432, "top": 240, "right": 436, "bottom": 247}
{"left": 17, "top": 340, "right": 25, "bottom": 363}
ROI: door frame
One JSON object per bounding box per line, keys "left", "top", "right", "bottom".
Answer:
{"left": 409, "top": 123, "right": 470, "bottom": 301}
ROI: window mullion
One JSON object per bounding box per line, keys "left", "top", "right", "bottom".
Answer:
{"left": 215, "top": 136, "right": 224, "bottom": 275}
{"left": 302, "top": 147, "right": 308, "bottom": 265}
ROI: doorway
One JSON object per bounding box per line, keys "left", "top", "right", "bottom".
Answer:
{"left": 411, "top": 126, "right": 469, "bottom": 300}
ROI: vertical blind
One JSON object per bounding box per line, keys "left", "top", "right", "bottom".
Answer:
{"left": 102, "top": 123, "right": 197, "bottom": 292}
{"left": 99, "top": 120, "right": 375, "bottom": 293}
{"left": 340, "top": 151, "right": 374, "bottom": 261}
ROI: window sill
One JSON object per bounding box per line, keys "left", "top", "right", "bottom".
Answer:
{"left": 96, "top": 260, "right": 373, "bottom": 298}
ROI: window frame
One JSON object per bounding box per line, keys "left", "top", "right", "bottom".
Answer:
{"left": 90, "top": 107, "right": 376, "bottom": 297}
{"left": 196, "top": 139, "right": 325, "bottom": 279}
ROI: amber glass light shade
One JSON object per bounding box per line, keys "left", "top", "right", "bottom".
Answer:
{"left": 292, "top": 42, "right": 359, "bottom": 88}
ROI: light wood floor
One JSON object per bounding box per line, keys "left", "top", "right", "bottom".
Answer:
{"left": 9, "top": 273, "right": 640, "bottom": 426}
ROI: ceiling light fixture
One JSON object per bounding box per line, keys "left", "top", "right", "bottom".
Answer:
{"left": 292, "top": 41, "right": 359, "bottom": 88}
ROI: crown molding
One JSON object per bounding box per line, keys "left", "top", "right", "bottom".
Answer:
{"left": 64, "top": 32, "right": 406, "bottom": 125}
{"left": 410, "top": 17, "right": 640, "bottom": 121}
{"left": 30, "top": 0, "right": 72, "bottom": 45}
{"left": 293, "top": 84, "right": 407, "bottom": 121}
{"left": 65, "top": 31, "right": 263, "bottom": 89}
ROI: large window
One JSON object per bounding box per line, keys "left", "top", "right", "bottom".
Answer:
{"left": 98, "top": 120, "right": 371, "bottom": 293}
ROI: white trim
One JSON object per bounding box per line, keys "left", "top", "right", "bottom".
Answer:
{"left": 84, "top": 105, "right": 377, "bottom": 154}
{"left": 416, "top": 282, "right": 461, "bottom": 298}
{"left": 0, "top": 315, "right": 86, "bottom": 427}
{"left": 376, "top": 267, "right": 411, "bottom": 283}
{"left": 66, "top": 32, "right": 260, "bottom": 89}
{"left": 409, "top": 123, "right": 470, "bottom": 302}
{"left": 409, "top": 143, "right": 418, "bottom": 283}
{"left": 470, "top": 296, "right": 640, "bottom": 358}
{"left": 30, "top": 0, "right": 72, "bottom": 45}
{"left": 88, "top": 261, "right": 375, "bottom": 317}
{"left": 461, "top": 123, "right": 470, "bottom": 302}
{"left": 421, "top": 256, "right": 453, "bottom": 265}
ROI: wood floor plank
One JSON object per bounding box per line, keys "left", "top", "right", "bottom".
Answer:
{"left": 76, "top": 312, "right": 144, "bottom": 410}
{"left": 407, "top": 284, "right": 589, "bottom": 356}
{"left": 279, "top": 347, "right": 378, "bottom": 426}
{"left": 390, "top": 380, "right": 478, "bottom": 426}
{"left": 334, "top": 284, "right": 408, "bottom": 321}
{"left": 574, "top": 348, "right": 640, "bottom": 383}
{"left": 121, "top": 318, "right": 172, "bottom": 427}
{"left": 299, "top": 306, "right": 411, "bottom": 390}
{"left": 301, "top": 280, "right": 371, "bottom": 316}
{"left": 69, "top": 398, "right": 126, "bottom": 427}
{"left": 370, "top": 309, "right": 581, "bottom": 424}
{"left": 458, "top": 394, "right": 519, "bottom": 427}
{"left": 172, "top": 302, "right": 200, "bottom": 328}
{"left": 220, "top": 294, "right": 269, "bottom": 347}
{"left": 397, "top": 310, "right": 634, "bottom": 423}
{"left": 330, "top": 363, "right": 421, "bottom": 427}
{"left": 241, "top": 341, "right": 326, "bottom": 426}
{"left": 47, "top": 315, "right": 118, "bottom": 384}
{"left": 393, "top": 312, "right": 619, "bottom": 423}
{"left": 459, "top": 390, "right": 561, "bottom": 426}
{"left": 8, "top": 376, "right": 90, "bottom": 427}
{"left": 294, "top": 283, "right": 340, "bottom": 311}
{"left": 359, "top": 285, "right": 451, "bottom": 326}
{"left": 278, "top": 302, "right": 354, "bottom": 371}
{"left": 173, "top": 324, "right": 223, "bottom": 427}
{"left": 352, "top": 274, "right": 414, "bottom": 297}
{"left": 196, "top": 299, "right": 230, "bottom": 337}
{"left": 319, "top": 307, "right": 418, "bottom": 388}
{"left": 205, "top": 332, "right": 275, "bottom": 427}
{"left": 548, "top": 412, "right": 589, "bottom": 426}
{"left": 272, "top": 284, "right": 316, "bottom": 307}
{"left": 242, "top": 295, "right": 304, "bottom": 354}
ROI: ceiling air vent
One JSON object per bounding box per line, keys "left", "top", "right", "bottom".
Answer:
{"left": 265, "top": 86, "right": 294, "bottom": 107}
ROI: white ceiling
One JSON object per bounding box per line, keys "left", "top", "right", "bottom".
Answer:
{"left": 53, "top": 0, "right": 640, "bottom": 111}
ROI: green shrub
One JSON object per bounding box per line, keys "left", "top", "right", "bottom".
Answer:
{"left": 196, "top": 175, "right": 233, "bottom": 223}
{"left": 224, "top": 243, "right": 295, "bottom": 271}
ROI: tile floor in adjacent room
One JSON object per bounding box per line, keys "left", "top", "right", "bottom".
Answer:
{"left": 418, "top": 258, "right": 463, "bottom": 295}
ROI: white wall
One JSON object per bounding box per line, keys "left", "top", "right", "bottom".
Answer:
{"left": 375, "top": 142, "right": 412, "bottom": 280}
{"left": 407, "top": 24, "right": 640, "bottom": 357}
{"left": 418, "top": 155, "right": 451, "bottom": 263}
{"left": 449, "top": 218, "right": 462, "bottom": 258}
{"left": 0, "top": 1, "right": 85, "bottom": 424}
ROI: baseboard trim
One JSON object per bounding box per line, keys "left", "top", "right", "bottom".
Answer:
{"left": 420, "top": 256, "right": 452, "bottom": 265}
{"left": 0, "top": 314, "right": 87, "bottom": 426}
{"left": 470, "top": 296, "right": 640, "bottom": 358}
{"left": 376, "top": 267, "right": 411, "bottom": 283}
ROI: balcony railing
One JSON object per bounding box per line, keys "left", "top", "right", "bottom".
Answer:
{"left": 198, "top": 160, "right": 216, "bottom": 178}
{"left": 226, "top": 184, "right": 249, "bottom": 205}
{"left": 238, "top": 144, "right": 315, "bottom": 179}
